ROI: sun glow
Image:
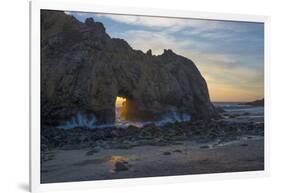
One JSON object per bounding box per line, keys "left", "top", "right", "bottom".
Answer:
{"left": 115, "top": 96, "right": 128, "bottom": 120}
{"left": 115, "top": 96, "right": 126, "bottom": 107}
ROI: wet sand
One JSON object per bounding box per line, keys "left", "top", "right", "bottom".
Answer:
{"left": 41, "top": 138, "right": 264, "bottom": 183}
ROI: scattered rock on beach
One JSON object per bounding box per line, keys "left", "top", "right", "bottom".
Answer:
{"left": 173, "top": 149, "right": 183, "bottom": 153}
{"left": 200, "top": 145, "right": 210, "bottom": 149}
{"left": 86, "top": 148, "right": 99, "bottom": 156}
{"left": 114, "top": 161, "right": 129, "bottom": 172}
{"left": 163, "top": 151, "right": 171, "bottom": 155}
{"left": 41, "top": 116, "right": 264, "bottom": 151}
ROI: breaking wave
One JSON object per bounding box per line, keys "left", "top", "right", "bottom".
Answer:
{"left": 57, "top": 108, "right": 191, "bottom": 129}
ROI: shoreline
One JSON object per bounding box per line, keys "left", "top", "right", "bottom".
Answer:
{"left": 41, "top": 137, "right": 264, "bottom": 183}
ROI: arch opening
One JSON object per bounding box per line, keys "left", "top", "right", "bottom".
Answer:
{"left": 115, "top": 96, "right": 127, "bottom": 123}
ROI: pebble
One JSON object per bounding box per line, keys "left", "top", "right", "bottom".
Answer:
{"left": 163, "top": 151, "right": 171, "bottom": 155}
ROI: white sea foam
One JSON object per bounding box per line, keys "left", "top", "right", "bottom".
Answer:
{"left": 58, "top": 108, "right": 191, "bottom": 129}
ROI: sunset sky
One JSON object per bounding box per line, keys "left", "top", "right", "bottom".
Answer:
{"left": 66, "top": 11, "right": 264, "bottom": 102}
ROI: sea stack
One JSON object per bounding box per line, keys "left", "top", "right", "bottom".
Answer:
{"left": 41, "top": 10, "right": 217, "bottom": 126}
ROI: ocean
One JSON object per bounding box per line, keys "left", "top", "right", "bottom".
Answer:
{"left": 58, "top": 102, "right": 264, "bottom": 129}
{"left": 213, "top": 102, "right": 264, "bottom": 123}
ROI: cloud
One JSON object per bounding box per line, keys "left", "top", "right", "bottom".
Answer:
{"left": 95, "top": 13, "right": 194, "bottom": 31}
{"left": 94, "top": 13, "right": 263, "bottom": 35}
{"left": 65, "top": 11, "right": 264, "bottom": 102}
{"left": 112, "top": 29, "right": 223, "bottom": 56}
{"left": 191, "top": 53, "right": 264, "bottom": 102}
{"left": 68, "top": 11, "right": 247, "bottom": 34}
{"left": 115, "top": 29, "right": 264, "bottom": 102}
{"left": 112, "top": 30, "right": 189, "bottom": 55}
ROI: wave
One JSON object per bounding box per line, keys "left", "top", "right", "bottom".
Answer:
{"left": 57, "top": 110, "right": 191, "bottom": 129}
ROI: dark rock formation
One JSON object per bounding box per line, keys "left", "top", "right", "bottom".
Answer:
{"left": 242, "top": 98, "right": 264, "bottom": 106}
{"left": 41, "top": 120, "right": 264, "bottom": 150}
{"left": 114, "top": 161, "right": 129, "bottom": 172}
{"left": 41, "top": 10, "right": 217, "bottom": 126}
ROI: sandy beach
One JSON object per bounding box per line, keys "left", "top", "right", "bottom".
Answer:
{"left": 41, "top": 103, "right": 264, "bottom": 184}
{"left": 41, "top": 137, "right": 264, "bottom": 183}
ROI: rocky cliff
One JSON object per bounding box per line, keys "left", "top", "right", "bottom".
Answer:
{"left": 41, "top": 10, "right": 217, "bottom": 126}
{"left": 242, "top": 98, "right": 264, "bottom": 106}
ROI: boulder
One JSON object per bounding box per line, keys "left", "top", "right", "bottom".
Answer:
{"left": 114, "top": 161, "right": 129, "bottom": 172}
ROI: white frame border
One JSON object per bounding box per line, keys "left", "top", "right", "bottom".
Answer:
{"left": 30, "top": 0, "right": 271, "bottom": 192}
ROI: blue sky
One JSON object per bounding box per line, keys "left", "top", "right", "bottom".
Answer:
{"left": 66, "top": 11, "right": 264, "bottom": 102}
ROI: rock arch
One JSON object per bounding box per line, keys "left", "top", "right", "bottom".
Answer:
{"left": 40, "top": 10, "right": 218, "bottom": 127}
